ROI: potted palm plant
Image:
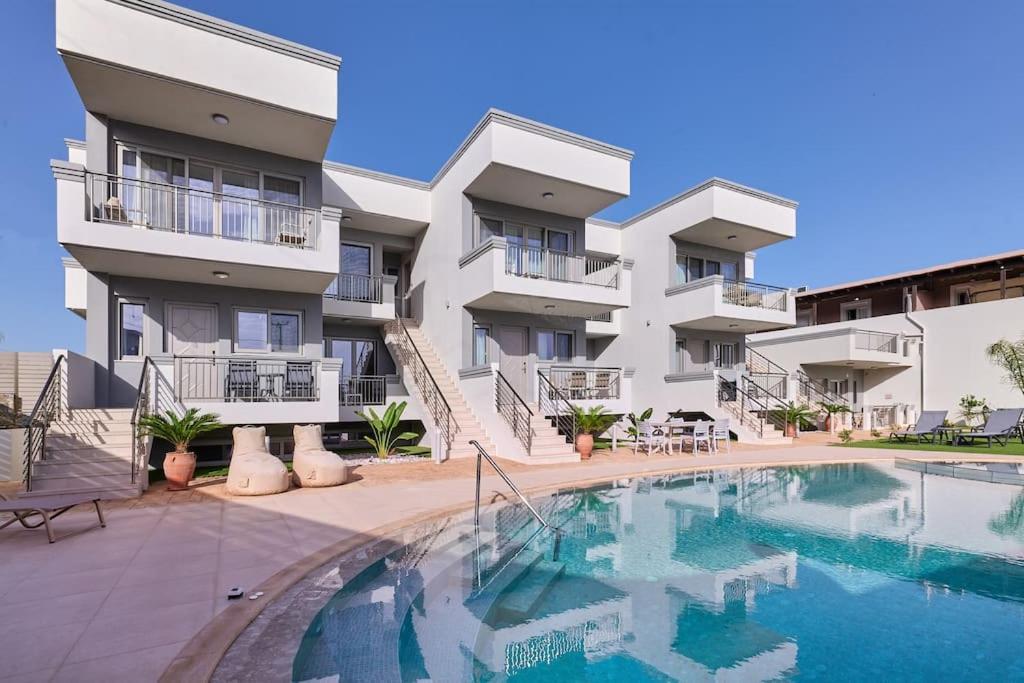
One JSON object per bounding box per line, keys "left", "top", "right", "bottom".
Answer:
{"left": 138, "top": 408, "right": 223, "bottom": 490}
{"left": 572, "top": 405, "right": 619, "bottom": 459}
{"left": 357, "top": 401, "right": 420, "bottom": 459}
{"left": 818, "top": 402, "right": 851, "bottom": 433}
{"left": 780, "top": 402, "right": 815, "bottom": 438}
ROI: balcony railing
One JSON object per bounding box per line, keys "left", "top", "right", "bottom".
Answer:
{"left": 340, "top": 375, "right": 387, "bottom": 406}
{"left": 722, "top": 279, "right": 789, "bottom": 312}
{"left": 87, "top": 172, "right": 320, "bottom": 249}
{"left": 325, "top": 274, "right": 384, "bottom": 303}
{"left": 544, "top": 367, "right": 621, "bottom": 400}
{"left": 506, "top": 245, "right": 619, "bottom": 288}
{"left": 855, "top": 330, "right": 899, "bottom": 353}
{"left": 586, "top": 312, "right": 613, "bottom": 323}
{"left": 174, "top": 356, "right": 320, "bottom": 402}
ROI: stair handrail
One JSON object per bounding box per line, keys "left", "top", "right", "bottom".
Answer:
{"left": 471, "top": 440, "right": 551, "bottom": 529}
{"left": 796, "top": 369, "right": 849, "bottom": 408}
{"left": 741, "top": 374, "right": 789, "bottom": 433}
{"left": 536, "top": 369, "right": 576, "bottom": 446}
{"left": 745, "top": 346, "right": 788, "bottom": 377}
{"left": 131, "top": 357, "right": 183, "bottom": 485}
{"left": 494, "top": 370, "right": 533, "bottom": 455}
{"left": 23, "top": 354, "right": 66, "bottom": 492}
{"left": 387, "top": 319, "right": 458, "bottom": 449}
{"left": 716, "top": 374, "right": 767, "bottom": 439}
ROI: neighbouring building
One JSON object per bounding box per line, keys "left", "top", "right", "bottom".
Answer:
{"left": 28, "top": 0, "right": 808, "bottom": 497}
{"left": 747, "top": 249, "right": 1024, "bottom": 430}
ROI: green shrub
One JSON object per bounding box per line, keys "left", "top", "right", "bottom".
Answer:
{"left": 838, "top": 429, "right": 853, "bottom": 443}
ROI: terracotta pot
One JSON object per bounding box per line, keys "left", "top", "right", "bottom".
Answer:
{"left": 575, "top": 434, "right": 595, "bottom": 460}
{"left": 824, "top": 416, "right": 833, "bottom": 433}
{"left": 785, "top": 423, "right": 797, "bottom": 438}
{"left": 163, "top": 451, "right": 196, "bottom": 491}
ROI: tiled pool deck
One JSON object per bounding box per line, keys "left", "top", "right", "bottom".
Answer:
{"left": 1, "top": 444, "right": 1020, "bottom": 682}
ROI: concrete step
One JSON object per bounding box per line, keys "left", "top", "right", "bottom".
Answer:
{"left": 25, "top": 472, "right": 136, "bottom": 494}
{"left": 46, "top": 433, "right": 134, "bottom": 448}
{"left": 44, "top": 445, "right": 133, "bottom": 460}
{"left": 34, "top": 459, "right": 133, "bottom": 477}
{"left": 20, "top": 482, "right": 140, "bottom": 500}
{"left": 49, "top": 423, "right": 134, "bottom": 437}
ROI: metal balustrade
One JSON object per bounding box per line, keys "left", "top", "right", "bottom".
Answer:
{"left": 537, "top": 370, "right": 576, "bottom": 445}
{"left": 495, "top": 371, "right": 533, "bottom": 455}
{"left": 855, "top": 330, "right": 899, "bottom": 353}
{"left": 545, "top": 367, "right": 621, "bottom": 400}
{"left": 505, "top": 245, "right": 620, "bottom": 288}
{"left": 339, "top": 375, "right": 387, "bottom": 406}
{"left": 586, "top": 312, "right": 613, "bottom": 323}
{"left": 87, "top": 172, "right": 320, "bottom": 249}
{"left": 131, "top": 358, "right": 183, "bottom": 484}
{"left": 324, "top": 274, "right": 384, "bottom": 304}
{"left": 722, "top": 279, "right": 789, "bottom": 311}
{"left": 174, "top": 357, "right": 320, "bottom": 402}
{"left": 23, "top": 355, "right": 65, "bottom": 492}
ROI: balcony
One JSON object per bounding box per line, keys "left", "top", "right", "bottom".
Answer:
{"left": 459, "top": 238, "right": 631, "bottom": 317}
{"left": 323, "top": 274, "right": 397, "bottom": 323}
{"left": 538, "top": 365, "right": 632, "bottom": 413}
{"left": 585, "top": 311, "right": 620, "bottom": 338}
{"left": 666, "top": 276, "right": 795, "bottom": 332}
{"left": 54, "top": 164, "right": 339, "bottom": 293}
{"left": 155, "top": 355, "right": 341, "bottom": 424}
{"left": 748, "top": 328, "right": 912, "bottom": 370}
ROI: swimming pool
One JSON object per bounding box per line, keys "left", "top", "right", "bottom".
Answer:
{"left": 219, "top": 461, "right": 1024, "bottom": 681}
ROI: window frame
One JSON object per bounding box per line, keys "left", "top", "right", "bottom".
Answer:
{"left": 117, "top": 299, "right": 146, "bottom": 361}
{"left": 472, "top": 324, "right": 491, "bottom": 366}
{"left": 324, "top": 337, "right": 377, "bottom": 376}
{"left": 537, "top": 329, "right": 575, "bottom": 362}
{"left": 232, "top": 307, "right": 304, "bottom": 355}
{"left": 473, "top": 213, "right": 575, "bottom": 253}
{"left": 840, "top": 299, "right": 872, "bottom": 321}
{"left": 950, "top": 284, "right": 973, "bottom": 307}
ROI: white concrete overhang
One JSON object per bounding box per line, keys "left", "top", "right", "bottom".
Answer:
{"left": 57, "top": 0, "right": 340, "bottom": 161}
{"left": 322, "top": 162, "right": 430, "bottom": 237}
{"left": 441, "top": 110, "right": 632, "bottom": 218}
{"left": 748, "top": 326, "right": 913, "bottom": 369}
{"left": 625, "top": 179, "right": 797, "bottom": 252}
{"left": 458, "top": 238, "right": 631, "bottom": 317}
{"left": 62, "top": 257, "right": 87, "bottom": 318}
{"left": 665, "top": 276, "right": 795, "bottom": 333}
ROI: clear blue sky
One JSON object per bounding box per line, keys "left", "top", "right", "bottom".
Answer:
{"left": 1, "top": 0, "right": 1021, "bottom": 352}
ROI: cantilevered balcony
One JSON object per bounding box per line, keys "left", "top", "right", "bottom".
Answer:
{"left": 459, "top": 238, "right": 631, "bottom": 316}
{"left": 322, "top": 274, "right": 397, "bottom": 323}
{"left": 666, "top": 276, "right": 795, "bottom": 332}
{"left": 53, "top": 163, "right": 339, "bottom": 293}
{"left": 749, "top": 328, "right": 911, "bottom": 370}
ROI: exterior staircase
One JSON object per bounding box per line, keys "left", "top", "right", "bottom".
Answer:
{"left": 521, "top": 406, "right": 578, "bottom": 462}
{"left": 389, "top": 321, "right": 497, "bottom": 459}
{"left": 22, "top": 408, "right": 141, "bottom": 499}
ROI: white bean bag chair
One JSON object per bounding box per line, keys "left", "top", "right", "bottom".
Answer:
{"left": 291, "top": 424, "right": 349, "bottom": 488}
{"left": 225, "top": 426, "right": 290, "bottom": 496}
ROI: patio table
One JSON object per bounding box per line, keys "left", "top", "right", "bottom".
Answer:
{"left": 936, "top": 425, "right": 972, "bottom": 445}
{"left": 650, "top": 420, "right": 704, "bottom": 454}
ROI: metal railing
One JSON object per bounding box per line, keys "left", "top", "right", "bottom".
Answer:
{"left": 742, "top": 374, "right": 789, "bottom": 433}
{"left": 545, "top": 366, "right": 622, "bottom": 400}
{"left": 324, "top": 274, "right": 384, "bottom": 304}
{"left": 471, "top": 440, "right": 552, "bottom": 529}
{"left": 505, "top": 245, "right": 620, "bottom": 288}
{"left": 855, "top": 330, "right": 899, "bottom": 353}
{"left": 746, "top": 346, "right": 788, "bottom": 378}
{"left": 796, "top": 370, "right": 849, "bottom": 409}
{"left": 174, "top": 357, "right": 320, "bottom": 402}
{"left": 537, "top": 370, "right": 576, "bottom": 445}
{"left": 586, "top": 312, "right": 613, "bottom": 323}
{"left": 131, "top": 357, "right": 182, "bottom": 485}
{"left": 722, "top": 279, "right": 789, "bottom": 312}
{"left": 495, "top": 371, "right": 533, "bottom": 455}
{"left": 384, "top": 319, "right": 458, "bottom": 450}
{"left": 87, "top": 172, "right": 320, "bottom": 249}
{"left": 339, "top": 375, "right": 387, "bottom": 406}
{"left": 23, "top": 355, "right": 65, "bottom": 492}
{"left": 716, "top": 375, "right": 766, "bottom": 439}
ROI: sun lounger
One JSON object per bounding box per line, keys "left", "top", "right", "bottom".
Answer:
{"left": 888, "top": 410, "right": 946, "bottom": 443}
{"left": 956, "top": 408, "right": 1024, "bottom": 448}
{"left": 0, "top": 493, "right": 106, "bottom": 543}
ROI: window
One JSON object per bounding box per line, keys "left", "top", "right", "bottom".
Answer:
{"left": 840, "top": 300, "right": 871, "bottom": 321}
{"left": 119, "top": 302, "right": 144, "bottom": 359}
{"left": 478, "top": 217, "right": 503, "bottom": 245}
{"left": 326, "top": 338, "right": 376, "bottom": 375}
{"left": 538, "top": 330, "right": 574, "bottom": 362}
{"left": 676, "top": 253, "right": 708, "bottom": 284}
{"left": 713, "top": 342, "right": 737, "bottom": 368}
{"left": 950, "top": 284, "right": 972, "bottom": 306}
{"left": 473, "top": 325, "right": 490, "bottom": 365}
{"left": 721, "top": 262, "right": 738, "bottom": 281}
{"left": 675, "top": 339, "right": 687, "bottom": 373}
{"left": 234, "top": 309, "right": 302, "bottom": 353}
{"left": 706, "top": 260, "right": 721, "bottom": 277}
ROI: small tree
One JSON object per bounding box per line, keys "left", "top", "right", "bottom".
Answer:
{"left": 987, "top": 338, "right": 1024, "bottom": 398}
{"left": 357, "top": 401, "right": 420, "bottom": 459}
{"left": 818, "top": 402, "right": 852, "bottom": 432}
{"left": 957, "top": 394, "right": 991, "bottom": 427}
{"left": 138, "top": 408, "right": 222, "bottom": 453}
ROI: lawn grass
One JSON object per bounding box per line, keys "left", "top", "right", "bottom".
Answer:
{"left": 836, "top": 438, "right": 1024, "bottom": 456}
{"left": 149, "top": 461, "right": 295, "bottom": 484}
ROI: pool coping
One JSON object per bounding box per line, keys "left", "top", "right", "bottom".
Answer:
{"left": 159, "top": 452, "right": 1022, "bottom": 682}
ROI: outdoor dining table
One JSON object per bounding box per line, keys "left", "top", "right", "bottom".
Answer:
{"left": 649, "top": 420, "right": 707, "bottom": 454}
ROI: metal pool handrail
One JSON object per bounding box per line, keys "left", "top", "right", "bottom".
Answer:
{"left": 470, "top": 439, "right": 551, "bottom": 529}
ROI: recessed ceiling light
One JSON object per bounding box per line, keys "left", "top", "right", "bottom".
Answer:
{"left": 341, "top": 216, "right": 352, "bottom": 223}
{"left": 211, "top": 113, "right": 230, "bottom": 126}
{"left": 212, "top": 271, "right": 229, "bottom": 279}
{"left": 729, "top": 324, "right": 739, "bottom": 328}
{"left": 544, "top": 304, "right": 556, "bottom": 310}
{"left": 542, "top": 192, "right": 555, "bottom": 199}
{"left": 727, "top": 235, "right": 737, "bottom": 240}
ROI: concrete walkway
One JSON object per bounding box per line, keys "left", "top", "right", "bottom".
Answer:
{"left": 0, "top": 445, "right": 1019, "bottom": 681}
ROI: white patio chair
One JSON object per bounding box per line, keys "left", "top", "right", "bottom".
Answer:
{"left": 691, "top": 420, "right": 713, "bottom": 455}
{"left": 634, "top": 421, "right": 667, "bottom": 455}
{"left": 667, "top": 417, "right": 690, "bottom": 454}
{"left": 712, "top": 419, "right": 731, "bottom": 453}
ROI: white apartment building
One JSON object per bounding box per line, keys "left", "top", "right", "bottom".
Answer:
{"left": 28, "top": 0, "right": 803, "bottom": 497}
{"left": 747, "top": 250, "right": 1024, "bottom": 430}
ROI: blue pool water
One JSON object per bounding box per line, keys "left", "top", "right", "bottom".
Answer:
{"left": 292, "top": 462, "right": 1024, "bottom": 681}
